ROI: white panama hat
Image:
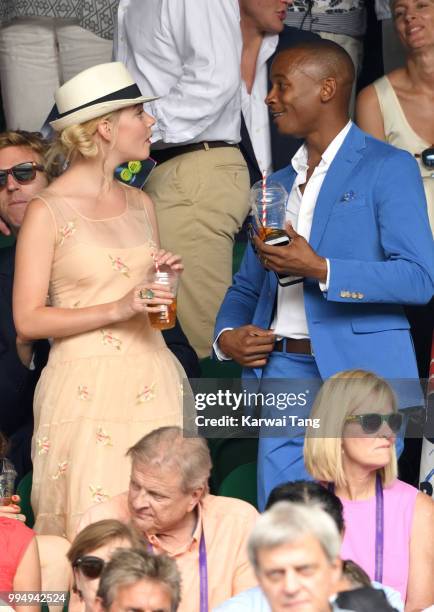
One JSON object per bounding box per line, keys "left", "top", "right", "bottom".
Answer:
{"left": 50, "top": 62, "right": 157, "bottom": 132}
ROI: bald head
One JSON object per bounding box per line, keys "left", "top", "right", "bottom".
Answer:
{"left": 267, "top": 39, "right": 354, "bottom": 138}
{"left": 275, "top": 39, "right": 354, "bottom": 104}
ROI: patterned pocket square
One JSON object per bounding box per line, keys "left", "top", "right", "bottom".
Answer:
{"left": 340, "top": 190, "right": 356, "bottom": 202}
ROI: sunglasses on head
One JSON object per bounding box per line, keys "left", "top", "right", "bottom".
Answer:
{"left": 345, "top": 412, "right": 403, "bottom": 434}
{"left": 415, "top": 147, "right": 434, "bottom": 171}
{"left": 0, "top": 162, "right": 45, "bottom": 187}
{"left": 73, "top": 555, "right": 105, "bottom": 579}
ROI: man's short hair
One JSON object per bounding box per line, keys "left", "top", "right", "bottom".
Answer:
{"left": 97, "top": 548, "right": 181, "bottom": 612}
{"left": 0, "top": 130, "right": 53, "bottom": 180}
{"left": 248, "top": 501, "right": 341, "bottom": 571}
{"left": 127, "top": 426, "right": 212, "bottom": 493}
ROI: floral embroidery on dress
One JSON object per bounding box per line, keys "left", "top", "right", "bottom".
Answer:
{"left": 137, "top": 382, "right": 156, "bottom": 403}
{"left": 58, "top": 220, "right": 76, "bottom": 246}
{"left": 78, "top": 385, "right": 91, "bottom": 401}
{"left": 101, "top": 329, "right": 122, "bottom": 351}
{"left": 37, "top": 437, "right": 50, "bottom": 455}
{"left": 89, "top": 485, "right": 109, "bottom": 504}
{"left": 96, "top": 427, "right": 113, "bottom": 446}
{"left": 51, "top": 461, "right": 69, "bottom": 480}
{"left": 109, "top": 255, "right": 130, "bottom": 278}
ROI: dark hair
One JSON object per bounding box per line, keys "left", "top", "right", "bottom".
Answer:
{"left": 337, "top": 586, "right": 396, "bottom": 612}
{"left": 265, "top": 480, "right": 345, "bottom": 534}
{"left": 342, "top": 559, "right": 371, "bottom": 588}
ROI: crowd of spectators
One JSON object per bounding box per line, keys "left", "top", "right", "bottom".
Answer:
{"left": 0, "top": 0, "right": 433, "bottom": 611}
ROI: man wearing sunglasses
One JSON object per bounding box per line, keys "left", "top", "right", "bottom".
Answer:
{"left": 0, "top": 130, "right": 50, "bottom": 480}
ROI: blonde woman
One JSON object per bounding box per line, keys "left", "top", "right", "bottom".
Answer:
{"left": 304, "top": 370, "right": 434, "bottom": 611}
{"left": 13, "top": 62, "right": 189, "bottom": 540}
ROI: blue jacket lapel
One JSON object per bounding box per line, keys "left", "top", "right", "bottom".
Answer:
{"left": 309, "top": 125, "right": 366, "bottom": 251}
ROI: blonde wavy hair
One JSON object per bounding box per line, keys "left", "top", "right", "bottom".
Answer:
{"left": 304, "top": 369, "right": 398, "bottom": 488}
{"left": 47, "top": 111, "right": 120, "bottom": 182}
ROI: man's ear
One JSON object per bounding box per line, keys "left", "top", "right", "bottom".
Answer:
{"left": 188, "top": 485, "right": 206, "bottom": 511}
{"left": 320, "top": 77, "right": 337, "bottom": 103}
{"left": 329, "top": 557, "right": 343, "bottom": 596}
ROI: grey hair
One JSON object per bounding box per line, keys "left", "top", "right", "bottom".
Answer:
{"left": 127, "top": 426, "right": 212, "bottom": 493}
{"left": 248, "top": 501, "right": 341, "bottom": 571}
{"left": 97, "top": 548, "right": 181, "bottom": 612}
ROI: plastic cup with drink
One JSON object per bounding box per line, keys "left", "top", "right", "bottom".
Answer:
{"left": 146, "top": 265, "right": 180, "bottom": 331}
{"left": 0, "top": 458, "right": 17, "bottom": 506}
{"left": 250, "top": 177, "right": 289, "bottom": 246}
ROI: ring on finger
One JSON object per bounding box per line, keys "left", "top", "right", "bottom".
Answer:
{"left": 139, "top": 288, "right": 154, "bottom": 300}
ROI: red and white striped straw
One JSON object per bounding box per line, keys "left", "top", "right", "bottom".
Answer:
{"left": 261, "top": 170, "right": 267, "bottom": 228}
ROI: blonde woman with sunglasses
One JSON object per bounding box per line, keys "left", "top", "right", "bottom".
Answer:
{"left": 304, "top": 369, "right": 434, "bottom": 611}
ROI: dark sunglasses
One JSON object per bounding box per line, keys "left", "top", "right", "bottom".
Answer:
{"left": 345, "top": 412, "right": 403, "bottom": 434}
{"left": 415, "top": 147, "right": 434, "bottom": 170}
{"left": 73, "top": 555, "right": 105, "bottom": 579}
{"left": 0, "top": 162, "right": 45, "bottom": 187}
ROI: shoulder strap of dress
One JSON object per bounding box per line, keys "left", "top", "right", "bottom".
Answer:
{"left": 33, "top": 190, "right": 76, "bottom": 244}
{"left": 123, "top": 184, "right": 156, "bottom": 245}
{"left": 373, "top": 76, "right": 397, "bottom": 121}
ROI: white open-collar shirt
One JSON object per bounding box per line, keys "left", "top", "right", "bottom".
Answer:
{"left": 272, "top": 120, "right": 352, "bottom": 339}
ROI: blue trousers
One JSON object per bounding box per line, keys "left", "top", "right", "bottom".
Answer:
{"left": 255, "top": 351, "right": 406, "bottom": 511}
{"left": 256, "top": 352, "right": 320, "bottom": 511}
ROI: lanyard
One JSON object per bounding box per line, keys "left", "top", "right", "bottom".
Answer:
{"left": 329, "top": 472, "right": 384, "bottom": 583}
{"left": 374, "top": 473, "right": 384, "bottom": 583}
{"left": 148, "top": 530, "right": 208, "bottom": 612}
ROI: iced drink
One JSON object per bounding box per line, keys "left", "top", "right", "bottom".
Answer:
{"left": 147, "top": 269, "right": 179, "bottom": 331}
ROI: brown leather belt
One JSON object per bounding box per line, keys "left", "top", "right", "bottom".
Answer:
{"left": 151, "top": 141, "right": 239, "bottom": 165}
{"left": 274, "top": 338, "right": 313, "bottom": 355}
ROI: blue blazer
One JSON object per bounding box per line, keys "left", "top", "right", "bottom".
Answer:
{"left": 215, "top": 125, "right": 434, "bottom": 382}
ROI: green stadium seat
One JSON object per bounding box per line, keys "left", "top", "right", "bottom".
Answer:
{"left": 16, "top": 471, "right": 34, "bottom": 528}
{"left": 218, "top": 461, "right": 258, "bottom": 509}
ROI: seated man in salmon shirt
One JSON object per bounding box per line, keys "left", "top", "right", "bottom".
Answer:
{"left": 76, "top": 426, "right": 259, "bottom": 612}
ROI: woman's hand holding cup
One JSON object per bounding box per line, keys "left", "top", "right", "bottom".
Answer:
{"left": 0, "top": 494, "right": 26, "bottom": 522}
{"left": 115, "top": 282, "right": 174, "bottom": 322}
{"left": 151, "top": 249, "right": 184, "bottom": 274}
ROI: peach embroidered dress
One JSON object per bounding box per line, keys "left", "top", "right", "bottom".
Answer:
{"left": 31, "top": 185, "right": 190, "bottom": 540}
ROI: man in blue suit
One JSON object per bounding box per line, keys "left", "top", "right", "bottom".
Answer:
{"left": 214, "top": 40, "right": 434, "bottom": 510}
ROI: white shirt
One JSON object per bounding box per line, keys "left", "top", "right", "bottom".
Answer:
{"left": 272, "top": 121, "right": 352, "bottom": 339}
{"left": 115, "top": 0, "right": 243, "bottom": 145}
{"left": 241, "top": 34, "right": 278, "bottom": 175}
